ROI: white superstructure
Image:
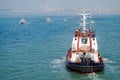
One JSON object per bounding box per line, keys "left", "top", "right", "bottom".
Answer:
{"left": 70, "top": 13, "right": 100, "bottom": 63}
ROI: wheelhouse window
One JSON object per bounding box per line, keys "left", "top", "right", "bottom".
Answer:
{"left": 81, "top": 37, "right": 87, "bottom": 44}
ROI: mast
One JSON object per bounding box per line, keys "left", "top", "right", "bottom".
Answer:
{"left": 79, "top": 13, "right": 90, "bottom": 31}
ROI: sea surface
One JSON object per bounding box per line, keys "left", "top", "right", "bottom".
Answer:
{"left": 0, "top": 14, "right": 120, "bottom": 80}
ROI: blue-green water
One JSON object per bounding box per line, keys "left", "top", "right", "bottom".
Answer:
{"left": 0, "top": 14, "right": 120, "bottom": 80}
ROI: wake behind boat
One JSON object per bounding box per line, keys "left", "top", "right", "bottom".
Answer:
{"left": 66, "top": 13, "right": 104, "bottom": 73}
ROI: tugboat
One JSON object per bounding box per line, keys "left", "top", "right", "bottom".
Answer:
{"left": 66, "top": 13, "right": 104, "bottom": 73}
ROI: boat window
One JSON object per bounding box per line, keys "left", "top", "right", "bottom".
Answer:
{"left": 81, "top": 38, "right": 87, "bottom": 44}
{"left": 92, "top": 34, "right": 95, "bottom": 37}
{"left": 75, "top": 38, "right": 77, "bottom": 40}
{"left": 75, "top": 34, "right": 77, "bottom": 37}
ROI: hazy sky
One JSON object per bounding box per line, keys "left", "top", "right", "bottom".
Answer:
{"left": 0, "top": 0, "right": 120, "bottom": 10}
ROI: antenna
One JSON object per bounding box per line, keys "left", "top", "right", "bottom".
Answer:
{"left": 78, "top": 13, "right": 90, "bottom": 31}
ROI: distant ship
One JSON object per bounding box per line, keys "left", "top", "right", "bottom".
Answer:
{"left": 20, "top": 18, "right": 26, "bottom": 24}
{"left": 46, "top": 17, "right": 52, "bottom": 22}
{"left": 66, "top": 13, "right": 104, "bottom": 73}
{"left": 91, "top": 20, "right": 95, "bottom": 24}
{"left": 63, "top": 19, "right": 66, "bottom": 22}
